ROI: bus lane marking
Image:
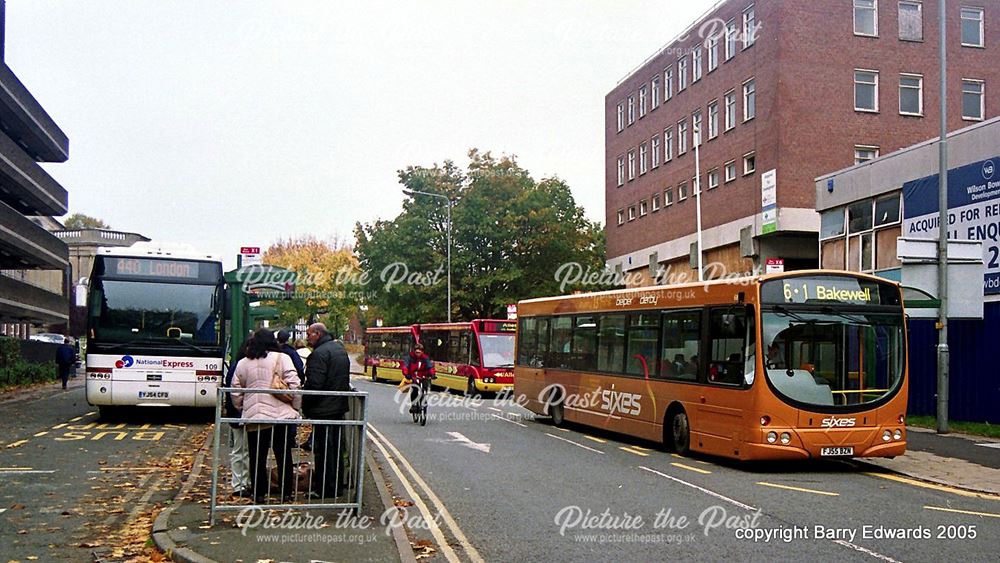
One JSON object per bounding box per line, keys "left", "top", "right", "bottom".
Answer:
{"left": 621, "top": 446, "right": 650, "bottom": 457}
{"left": 0, "top": 470, "right": 56, "bottom": 475}
{"left": 640, "top": 466, "right": 755, "bottom": 511}
{"left": 33, "top": 431, "right": 48, "bottom": 437}
{"left": 671, "top": 462, "right": 711, "bottom": 475}
{"left": 369, "top": 425, "right": 485, "bottom": 563}
{"left": 490, "top": 414, "right": 527, "bottom": 428}
{"left": 924, "top": 506, "right": 1000, "bottom": 518}
{"left": 671, "top": 453, "right": 711, "bottom": 466}
{"left": 583, "top": 435, "right": 607, "bottom": 444}
{"left": 756, "top": 481, "right": 838, "bottom": 497}
{"left": 4, "top": 439, "right": 28, "bottom": 448}
{"left": 863, "top": 472, "right": 997, "bottom": 500}
{"left": 545, "top": 433, "right": 605, "bottom": 454}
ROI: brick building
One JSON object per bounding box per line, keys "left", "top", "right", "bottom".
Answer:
{"left": 605, "top": 0, "right": 1000, "bottom": 286}
{"left": 0, "top": 2, "right": 72, "bottom": 336}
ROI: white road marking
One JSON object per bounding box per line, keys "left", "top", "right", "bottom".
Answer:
{"left": 832, "top": 540, "right": 904, "bottom": 562}
{"left": 975, "top": 442, "right": 1000, "bottom": 449}
{"left": 545, "top": 433, "right": 605, "bottom": 454}
{"left": 0, "top": 508, "right": 6, "bottom": 514}
{"left": 639, "top": 466, "right": 755, "bottom": 511}
{"left": 369, "top": 425, "right": 486, "bottom": 563}
{"left": 488, "top": 407, "right": 503, "bottom": 413}
{"left": 446, "top": 432, "right": 491, "bottom": 454}
{"left": 490, "top": 413, "right": 527, "bottom": 428}
{"left": 0, "top": 470, "right": 56, "bottom": 475}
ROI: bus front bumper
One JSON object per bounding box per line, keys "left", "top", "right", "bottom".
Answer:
{"left": 743, "top": 427, "right": 907, "bottom": 460}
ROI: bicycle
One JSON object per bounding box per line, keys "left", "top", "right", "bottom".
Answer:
{"left": 409, "top": 377, "right": 430, "bottom": 426}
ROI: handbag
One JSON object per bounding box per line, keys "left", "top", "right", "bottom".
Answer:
{"left": 270, "top": 355, "right": 295, "bottom": 404}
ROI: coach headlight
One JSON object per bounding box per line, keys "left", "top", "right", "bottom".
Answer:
{"left": 779, "top": 432, "right": 791, "bottom": 445}
{"left": 893, "top": 429, "right": 902, "bottom": 441}
{"left": 766, "top": 431, "right": 777, "bottom": 444}
{"left": 882, "top": 430, "right": 892, "bottom": 442}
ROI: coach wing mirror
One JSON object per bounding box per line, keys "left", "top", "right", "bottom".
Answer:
{"left": 167, "top": 327, "right": 182, "bottom": 339}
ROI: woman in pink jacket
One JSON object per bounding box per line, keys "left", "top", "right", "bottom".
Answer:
{"left": 232, "top": 329, "right": 301, "bottom": 502}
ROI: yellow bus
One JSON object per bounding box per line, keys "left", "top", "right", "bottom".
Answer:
{"left": 514, "top": 271, "right": 908, "bottom": 461}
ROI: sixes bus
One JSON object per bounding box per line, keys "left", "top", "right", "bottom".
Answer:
{"left": 85, "top": 245, "right": 226, "bottom": 416}
{"left": 515, "top": 271, "right": 907, "bottom": 460}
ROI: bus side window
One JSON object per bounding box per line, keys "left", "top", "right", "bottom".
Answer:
{"left": 518, "top": 318, "right": 537, "bottom": 366}
{"left": 707, "top": 308, "right": 747, "bottom": 386}
{"left": 660, "top": 310, "right": 700, "bottom": 381}
{"left": 550, "top": 317, "right": 573, "bottom": 368}
{"left": 535, "top": 317, "right": 550, "bottom": 368}
{"left": 463, "top": 333, "right": 478, "bottom": 366}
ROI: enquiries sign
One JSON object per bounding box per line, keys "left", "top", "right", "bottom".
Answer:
{"left": 903, "top": 156, "right": 1000, "bottom": 295}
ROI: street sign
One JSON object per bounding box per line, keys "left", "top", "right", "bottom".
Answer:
{"left": 761, "top": 169, "right": 777, "bottom": 234}
{"left": 506, "top": 304, "right": 517, "bottom": 320}
{"left": 240, "top": 246, "right": 262, "bottom": 267}
{"left": 765, "top": 258, "right": 784, "bottom": 274}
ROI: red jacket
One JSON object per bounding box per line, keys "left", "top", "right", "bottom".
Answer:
{"left": 402, "top": 351, "right": 436, "bottom": 381}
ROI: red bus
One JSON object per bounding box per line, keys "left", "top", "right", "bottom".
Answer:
{"left": 419, "top": 319, "right": 516, "bottom": 394}
{"left": 515, "top": 271, "right": 908, "bottom": 460}
{"left": 364, "top": 325, "right": 420, "bottom": 384}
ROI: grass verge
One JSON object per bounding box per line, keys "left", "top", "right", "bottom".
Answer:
{"left": 907, "top": 415, "right": 1000, "bottom": 439}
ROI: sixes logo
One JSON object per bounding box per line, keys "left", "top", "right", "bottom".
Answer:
{"left": 820, "top": 417, "right": 856, "bottom": 428}
{"left": 600, "top": 385, "right": 642, "bottom": 416}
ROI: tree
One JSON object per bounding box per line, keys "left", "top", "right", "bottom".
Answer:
{"left": 63, "top": 213, "right": 110, "bottom": 230}
{"left": 355, "top": 149, "right": 608, "bottom": 325}
{"left": 263, "top": 236, "right": 362, "bottom": 337}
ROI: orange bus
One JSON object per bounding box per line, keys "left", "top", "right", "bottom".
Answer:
{"left": 514, "top": 271, "right": 908, "bottom": 460}
{"left": 419, "top": 319, "right": 516, "bottom": 394}
{"left": 364, "top": 325, "right": 420, "bottom": 384}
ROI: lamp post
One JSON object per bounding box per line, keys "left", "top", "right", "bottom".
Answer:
{"left": 402, "top": 189, "right": 452, "bottom": 322}
{"left": 693, "top": 124, "right": 705, "bottom": 282}
{"left": 936, "top": 0, "right": 950, "bottom": 433}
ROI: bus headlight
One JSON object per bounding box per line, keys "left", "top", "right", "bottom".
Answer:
{"left": 766, "top": 431, "right": 777, "bottom": 444}
{"left": 893, "top": 429, "right": 902, "bottom": 441}
{"left": 779, "top": 432, "right": 791, "bottom": 445}
{"left": 882, "top": 430, "right": 892, "bottom": 442}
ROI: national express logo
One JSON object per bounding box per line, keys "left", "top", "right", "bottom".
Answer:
{"left": 984, "top": 160, "right": 995, "bottom": 181}
{"left": 114, "top": 356, "right": 194, "bottom": 369}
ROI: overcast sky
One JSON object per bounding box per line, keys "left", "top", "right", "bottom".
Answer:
{"left": 8, "top": 0, "right": 718, "bottom": 269}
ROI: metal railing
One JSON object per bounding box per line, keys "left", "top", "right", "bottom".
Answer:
{"left": 209, "top": 388, "right": 368, "bottom": 524}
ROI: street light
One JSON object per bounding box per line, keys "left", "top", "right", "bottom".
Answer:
{"left": 693, "top": 124, "right": 705, "bottom": 282}
{"left": 402, "top": 188, "right": 453, "bottom": 322}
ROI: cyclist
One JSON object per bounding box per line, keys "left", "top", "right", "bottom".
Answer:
{"left": 402, "top": 343, "right": 436, "bottom": 414}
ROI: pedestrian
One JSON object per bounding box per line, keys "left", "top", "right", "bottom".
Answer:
{"left": 232, "top": 329, "right": 302, "bottom": 503}
{"left": 55, "top": 337, "right": 76, "bottom": 390}
{"left": 294, "top": 338, "right": 311, "bottom": 369}
{"left": 224, "top": 340, "right": 251, "bottom": 497}
{"left": 276, "top": 330, "right": 305, "bottom": 380}
{"left": 302, "top": 322, "right": 351, "bottom": 498}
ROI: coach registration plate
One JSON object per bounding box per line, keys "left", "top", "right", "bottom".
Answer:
{"left": 820, "top": 447, "right": 854, "bottom": 456}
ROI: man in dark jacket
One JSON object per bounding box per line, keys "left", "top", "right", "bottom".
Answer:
{"left": 303, "top": 323, "right": 351, "bottom": 498}
{"left": 55, "top": 337, "right": 76, "bottom": 390}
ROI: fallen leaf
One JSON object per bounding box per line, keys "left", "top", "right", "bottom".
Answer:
{"left": 16, "top": 530, "right": 27, "bottom": 535}
{"left": 10, "top": 504, "right": 25, "bottom": 510}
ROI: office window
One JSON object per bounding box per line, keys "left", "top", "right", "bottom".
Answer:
{"left": 616, "top": 102, "right": 624, "bottom": 132}
{"left": 678, "top": 120, "right": 689, "bottom": 154}
{"left": 848, "top": 200, "right": 874, "bottom": 233}
{"left": 652, "top": 193, "right": 661, "bottom": 211}
{"left": 640, "top": 199, "right": 648, "bottom": 217}
{"left": 725, "top": 90, "right": 737, "bottom": 130}
{"left": 639, "top": 85, "right": 648, "bottom": 118}
{"left": 899, "top": 74, "right": 923, "bottom": 115}
{"left": 708, "top": 36, "right": 719, "bottom": 72}
{"left": 617, "top": 209, "right": 625, "bottom": 226}
{"left": 743, "top": 79, "right": 756, "bottom": 121}
{"left": 962, "top": 79, "right": 984, "bottom": 120}
{"left": 628, "top": 95, "right": 636, "bottom": 124}
{"left": 651, "top": 136, "right": 661, "bottom": 168}
{"left": 693, "top": 47, "right": 703, "bottom": 82}
{"left": 854, "top": 0, "right": 878, "bottom": 36}
{"left": 898, "top": 1, "right": 923, "bottom": 41}
{"left": 665, "top": 67, "right": 674, "bottom": 100}
{"left": 678, "top": 56, "right": 689, "bottom": 91}
{"left": 665, "top": 187, "right": 675, "bottom": 205}
{"left": 725, "top": 160, "right": 737, "bottom": 182}
{"left": 678, "top": 181, "right": 688, "bottom": 201}
{"left": 708, "top": 168, "right": 720, "bottom": 189}
{"left": 617, "top": 156, "right": 625, "bottom": 186}
{"left": 628, "top": 206, "right": 637, "bottom": 221}
{"left": 640, "top": 142, "right": 649, "bottom": 175}
{"left": 743, "top": 152, "right": 756, "bottom": 175}
{"left": 962, "top": 7, "right": 984, "bottom": 47}
{"left": 692, "top": 110, "right": 703, "bottom": 146}
{"left": 821, "top": 207, "right": 846, "bottom": 238}
{"left": 855, "top": 145, "right": 880, "bottom": 164}
{"left": 628, "top": 149, "right": 636, "bottom": 180}
{"left": 661, "top": 310, "right": 701, "bottom": 381}
{"left": 855, "top": 70, "right": 879, "bottom": 112}
{"left": 743, "top": 4, "right": 757, "bottom": 48}
{"left": 652, "top": 76, "right": 661, "bottom": 109}
{"left": 708, "top": 100, "right": 719, "bottom": 139}
{"left": 875, "top": 194, "right": 901, "bottom": 226}
{"left": 664, "top": 127, "right": 674, "bottom": 161}
{"left": 725, "top": 19, "right": 737, "bottom": 60}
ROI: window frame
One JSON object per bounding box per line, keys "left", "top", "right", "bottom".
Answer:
{"left": 639, "top": 199, "right": 648, "bottom": 217}
{"left": 639, "top": 142, "right": 649, "bottom": 175}
{"left": 692, "top": 46, "right": 703, "bottom": 82}
{"left": 724, "top": 160, "right": 737, "bottom": 183}
{"left": 664, "top": 127, "right": 675, "bottom": 161}
{"left": 651, "top": 135, "right": 661, "bottom": 168}
{"left": 708, "top": 99, "right": 719, "bottom": 139}
{"left": 628, "top": 94, "right": 636, "bottom": 125}
{"left": 854, "top": 145, "right": 880, "bottom": 165}
{"left": 692, "top": 110, "right": 703, "bottom": 147}
{"left": 652, "top": 192, "right": 661, "bottom": 212}
{"left": 639, "top": 85, "right": 648, "bottom": 118}
{"left": 742, "top": 4, "right": 757, "bottom": 49}
{"left": 617, "top": 156, "right": 625, "bottom": 187}
{"left": 708, "top": 167, "right": 720, "bottom": 189}
{"left": 616, "top": 102, "right": 625, "bottom": 132}
{"left": 725, "top": 19, "right": 737, "bottom": 60}
{"left": 961, "top": 6, "right": 985, "bottom": 48}
{"left": 743, "top": 78, "right": 756, "bottom": 122}
{"left": 898, "top": 0, "right": 923, "bottom": 41}
{"left": 898, "top": 73, "right": 924, "bottom": 116}
{"left": 617, "top": 209, "right": 625, "bottom": 226}
{"left": 708, "top": 35, "right": 719, "bottom": 72}
{"left": 628, "top": 149, "right": 636, "bottom": 181}
{"left": 628, "top": 206, "right": 637, "bottom": 222}
{"left": 665, "top": 66, "right": 674, "bottom": 100}
{"left": 743, "top": 152, "right": 757, "bottom": 176}
{"left": 962, "top": 78, "right": 985, "bottom": 121}
{"left": 678, "top": 181, "right": 689, "bottom": 201}
{"left": 678, "top": 119, "right": 689, "bottom": 155}
{"left": 652, "top": 76, "right": 661, "bottom": 109}
{"left": 665, "top": 187, "right": 675, "bottom": 206}
{"left": 854, "top": 0, "right": 879, "bottom": 37}
{"left": 678, "top": 56, "right": 689, "bottom": 91}
{"left": 724, "top": 90, "right": 737, "bottom": 131}
{"left": 854, "top": 69, "right": 880, "bottom": 113}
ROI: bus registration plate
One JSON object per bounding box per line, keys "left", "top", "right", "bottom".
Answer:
{"left": 820, "top": 447, "right": 854, "bottom": 456}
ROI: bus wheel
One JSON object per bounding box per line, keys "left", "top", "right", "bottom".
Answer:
{"left": 670, "top": 410, "right": 691, "bottom": 456}
{"left": 371, "top": 366, "right": 378, "bottom": 383}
